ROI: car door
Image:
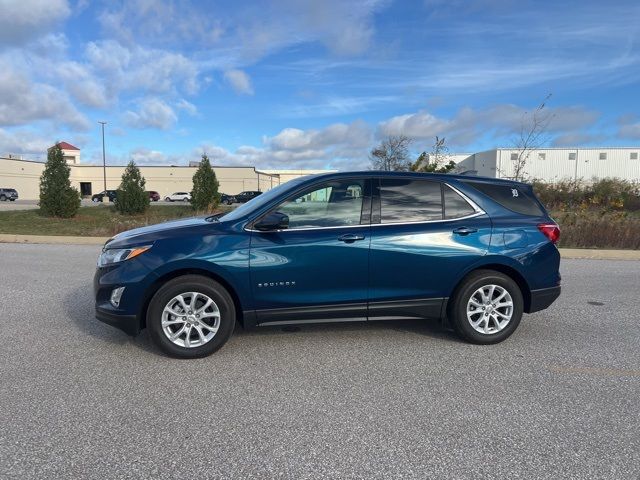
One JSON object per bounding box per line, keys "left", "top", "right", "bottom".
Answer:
{"left": 368, "top": 178, "right": 492, "bottom": 320}
{"left": 249, "top": 177, "right": 372, "bottom": 324}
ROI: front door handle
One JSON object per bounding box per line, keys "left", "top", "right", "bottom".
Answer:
{"left": 453, "top": 227, "right": 478, "bottom": 236}
{"left": 338, "top": 233, "right": 365, "bottom": 243}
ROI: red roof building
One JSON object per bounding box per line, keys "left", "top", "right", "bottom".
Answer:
{"left": 51, "top": 141, "right": 80, "bottom": 151}
{"left": 48, "top": 142, "right": 81, "bottom": 164}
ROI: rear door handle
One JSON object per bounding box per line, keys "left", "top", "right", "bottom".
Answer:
{"left": 453, "top": 227, "right": 478, "bottom": 236}
{"left": 338, "top": 233, "right": 365, "bottom": 243}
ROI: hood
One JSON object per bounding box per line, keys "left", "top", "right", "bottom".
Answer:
{"left": 105, "top": 216, "right": 223, "bottom": 248}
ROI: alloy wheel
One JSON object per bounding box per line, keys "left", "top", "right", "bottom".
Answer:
{"left": 466, "top": 284, "right": 513, "bottom": 335}
{"left": 161, "top": 292, "right": 221, "bottom": 348}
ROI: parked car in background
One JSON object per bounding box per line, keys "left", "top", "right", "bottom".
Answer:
{"left": 147, "top": 191, "right": 160, "bottom": 202}
{"left": 165, "top": 192, "right": 191, "bottom": 202}
{"left": 233, "top": 190, "right": 262, "bottom": 203}
{"left": 94, "top": 171, "right": 561, "bottom": 358}
{"left": 220, "top": 193, "right": 236, "bottom": 205}
{"left": 0, "top": 188, "right": 19, "bottom": 201}
{"left": 92, "top": 190, "right": 118, "bottom": 203}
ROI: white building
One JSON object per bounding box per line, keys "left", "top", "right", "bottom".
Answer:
{"left": 454, "top": 147, "right": 640, "bottom": 183}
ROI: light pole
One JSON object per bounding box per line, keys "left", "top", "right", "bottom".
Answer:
{"left": 98, "top": 121, "right": 107, "bottom": 192}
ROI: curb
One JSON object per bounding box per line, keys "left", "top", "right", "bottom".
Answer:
{"left": 559, "top": 248, "right": 640, "bottom": 260}
{"left": 0, "top": 234, "right": 109, "bottom": 245}
{"left": 1, "top": 234, "right": 639, "bottom": 259}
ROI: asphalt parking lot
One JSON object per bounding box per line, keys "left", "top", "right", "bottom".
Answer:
{"left": 0, "top": 243, "right": 638, "bottom": 479}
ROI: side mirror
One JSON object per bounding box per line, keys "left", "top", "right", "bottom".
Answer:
{"left": 254, "top": 212, "right": 289, "bottom": 231}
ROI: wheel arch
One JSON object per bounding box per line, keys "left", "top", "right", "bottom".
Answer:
{"left": 449, "top": 262, "right": 532, "bottom": 314}
{"left": 139, "top": 267, "right": 245, "bottom": 329}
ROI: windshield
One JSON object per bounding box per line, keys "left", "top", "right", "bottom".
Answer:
{"left": 219, "top": 177, "right": 310, "bottom": 222}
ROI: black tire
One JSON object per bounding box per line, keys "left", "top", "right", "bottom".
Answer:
{"left": 0, "top": 195, "right": 6, "bottom": 201}
{"left": 10, "top": 199, "right": 15, "bottom": 201}
{"left": 448, "top": 270, "right": 523, "bottom": 344}
{"left": 165, "top": 197, "right": 171, "bottom": 202}
{"left": 147, "top": 275, "right": 236, "bottom": 358}
{"left": 183, "top": 197, "right": 189, "bottom": 202}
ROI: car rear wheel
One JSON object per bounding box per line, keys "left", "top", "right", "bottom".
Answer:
{"left": 182, "top": 197, "right": 189, "bottom": 202}
{"left": 165, "top": 197, "right": 171, "bottom": 202}
{"left": 0, "top": 195, "right": 6, "bottom": 201}
{"left": 147, "top": 275, "right": 236, "bottom": 358}
{"left": 449, "top": 270, "right": 523, "bottom": 344}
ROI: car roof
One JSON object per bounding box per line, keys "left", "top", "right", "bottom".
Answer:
{"left": 299, "top": 170, "right": 529, "bottom": 186}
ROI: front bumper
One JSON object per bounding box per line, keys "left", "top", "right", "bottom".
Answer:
{"left": 527, "top": 286, "right": 561, "bottom": 313}
{"left": 95, "top": 307, "right": 140, "bottom": 336}
{"left": 94, "top": 261, "right": 152, "bottom": 337}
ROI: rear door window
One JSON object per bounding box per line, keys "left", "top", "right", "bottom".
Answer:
{"left": 443, "top": 185, "right": 476, "bottom": 219}
{"left": 379, "top": 179, "right": 443, "bottom": 223}
{"left": 464, "top": 181, "right": 544, "bottom": 216}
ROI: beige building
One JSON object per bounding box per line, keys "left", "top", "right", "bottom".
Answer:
{"left": 0, "top": 154, "right": 329, "bottom": 200}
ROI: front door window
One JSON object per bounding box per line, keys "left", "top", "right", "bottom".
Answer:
{"left": 276, "top": 179, "right": 365, "bottom": 229}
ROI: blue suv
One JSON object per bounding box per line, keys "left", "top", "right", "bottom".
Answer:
{"left": 94, "top": 172, "right": 561, "bottom": 358}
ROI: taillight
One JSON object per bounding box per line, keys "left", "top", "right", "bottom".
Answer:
{"left": 538, "top": 223, "right": 560, "bottom": 244}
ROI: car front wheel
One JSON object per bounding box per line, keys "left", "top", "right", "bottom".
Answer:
{"left": 182, "top": 197, "right": 189, "bottom": 202}
{"left": 147, "top": 275, "right": 236, "bottom": 358}
{"left": 448, "top": 270, "right": 523, "bottom": 344}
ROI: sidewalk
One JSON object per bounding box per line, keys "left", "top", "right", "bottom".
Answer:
{"left": 1, "top": 233, "right": 638, "bottom": 260}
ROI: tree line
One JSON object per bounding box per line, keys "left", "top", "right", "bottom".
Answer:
{"left": 39, "top": 145, "right": 220, "bottom": 218}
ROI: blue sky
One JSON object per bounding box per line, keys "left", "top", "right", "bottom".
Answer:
{"left": 1, "top": 0, "right": 639, "bottom": 169}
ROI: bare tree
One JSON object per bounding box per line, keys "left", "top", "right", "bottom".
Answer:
{"left": 369, "top": 135, "right": 412, "bottom": 171}
{"left": 508, "top": 94, "right": 554, "bottom": 181}
{"left": 411, "top": 136, "right": 456, "bottom": 173}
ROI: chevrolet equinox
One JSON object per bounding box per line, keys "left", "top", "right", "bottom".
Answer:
{"left": 94, "top": 172, "right": 561, "bottom": 358}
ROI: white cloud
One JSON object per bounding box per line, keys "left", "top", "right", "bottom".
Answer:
{"left": 124, "top": 98, "right": 177, "bottom": 130}
{"left": 0, "top": 0, "right": 71, "bottom": 46}
{"left": 551, "top": 133, "right": 605, "bottom": 146}
{"left": 378, "top": 111, "right": 450, "bottom": 139}
{"left": 98, "top": 0, "right": 388, "bottom": 69}
{"left": 618, "top": 120, "right": 640, "bottom": 140}
{"left": 0, "top": 61, "right": 90, "bottom": 130}
{"left": 223, "top": 69, "right": 254, "bottom": 95}
{"left": 0, "top": 128, "right": 52, "bottom": 157}
{"left": 129, "top": 147, "right": 181, "bottom": 165}
{"left": 378, "top": 104, "right": 600, "bottom": 148}
{"left": 175, "top": 99, "right": 197, "bottom": 116}
{"left": 57, "top": 61, "right": 109, "bottom": 109}
{"left": 85, "top": 40, "right": 200, "bottom": 96}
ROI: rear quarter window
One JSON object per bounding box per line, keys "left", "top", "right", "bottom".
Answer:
{"left": 464, "top": 181, "right": 544, "bottom": 216}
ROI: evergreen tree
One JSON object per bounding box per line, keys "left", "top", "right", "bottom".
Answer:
{"left": 115, "top": 161, "right": 149, "bottom": 215}
{"left": 191, "top": 154, "right": 220, "bottom": 211}
{"left": 39, "top": 143, "right": 81, "bottom": 218}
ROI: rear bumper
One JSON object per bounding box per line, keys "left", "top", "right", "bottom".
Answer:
{"left": 95, "top": 307, "right": 140, "bottom": 336}
{"left": 527, "top": 286, "right": 561, "bottom": 313}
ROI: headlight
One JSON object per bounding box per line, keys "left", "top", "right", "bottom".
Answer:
{"left": 98, "top": 245, "right": 151, "bottom": 267}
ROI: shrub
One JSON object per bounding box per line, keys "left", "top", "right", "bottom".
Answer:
{"left": 533, "top": 178, "right": 640, "bottom": 213}
{"left": 191, "top": 154, "right": 220, "bottom": 212}
{"left": 115, "top": 161, "right": 149, "bottom": 215}
{"left": 555, "top": 211, "right": 640, "bottom": 249}
{"left": 39, "top": 143, "right": 81, "bottom": 218}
